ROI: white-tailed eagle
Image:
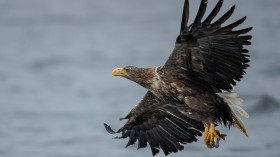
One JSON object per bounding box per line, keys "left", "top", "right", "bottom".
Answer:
{"left": 104, "top": 0, "right": 252, "bottom": 155}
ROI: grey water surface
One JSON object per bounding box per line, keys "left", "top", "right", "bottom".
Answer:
{"left": 0, "top": 0, "right": 280, "bottom": 157}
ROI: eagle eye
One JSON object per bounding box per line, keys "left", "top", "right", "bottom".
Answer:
{"left": 124, "top": 66, "right": 134, "bottom": 71}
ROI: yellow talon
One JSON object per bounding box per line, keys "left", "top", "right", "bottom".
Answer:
{"left": 204, "top": 122, "right": 226, "bottom": 148}
{"left": 204, "top": 126, "right": 209, "bottom": 142}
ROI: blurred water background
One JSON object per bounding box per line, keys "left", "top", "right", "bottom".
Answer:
{"left": 0, "top": 0, "right": 280, "bottom": 157}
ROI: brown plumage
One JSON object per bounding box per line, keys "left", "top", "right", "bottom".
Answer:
{"left": 105, "top": 0, "right": 252, "bottom": 156}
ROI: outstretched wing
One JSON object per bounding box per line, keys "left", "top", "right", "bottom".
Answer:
{"left": 164, "top": 0, "right": 252, "bottom": 91}
{"left": 104, "top": 92, "right": 204, "bottom": 156}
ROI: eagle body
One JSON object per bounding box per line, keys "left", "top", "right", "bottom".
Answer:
{"left": 133, "top": 66, "right": 233, "bottom": 126}
{"left": 105, "top": 0, "right": 252, "bottom": 156}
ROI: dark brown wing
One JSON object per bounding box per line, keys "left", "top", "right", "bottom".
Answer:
{"left": 163, "top": 0, "right": 252, "bottom": 91}
{"left": 104, "top": 92, "right": 204, "bottom": 156}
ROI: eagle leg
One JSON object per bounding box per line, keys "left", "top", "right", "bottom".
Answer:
{"left": 204, "top": 122, "right": 226, "bottom": 148}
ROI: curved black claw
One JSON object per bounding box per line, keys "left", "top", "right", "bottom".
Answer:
{"left": 214, "top": 134, "right": 226, "bottom": 148}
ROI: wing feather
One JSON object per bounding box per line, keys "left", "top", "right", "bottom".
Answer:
{"left": 211, "top": 5, "right": 235, "bottom": 27}
{"left": 218, "top": 16, "right": 247, "bottom": 32}
{"left": 180, "top": 0, "right": 189, "bottom": 33}
{"left": 202, "top": 0, "right": 223, "bottom": 26}
{"left": 192, "top": 0, "right": 207, "bottom": 28}
{"left": 165, "top": 0, "right": 252, "bottom": 91}
{"left": 104, "top": 93, "right": 203, "bottom": 156}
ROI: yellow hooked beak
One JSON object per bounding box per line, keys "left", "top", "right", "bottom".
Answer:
{"left": 112, "top": 68, "right": 128, "bottom": 76}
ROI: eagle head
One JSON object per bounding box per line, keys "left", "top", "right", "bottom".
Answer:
{"left": 112, "top": 66, "right": 159, "bottom": 88}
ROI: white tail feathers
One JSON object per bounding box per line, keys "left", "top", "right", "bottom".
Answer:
{"left": 217, "top": 92, "right": 249, "bottom": 136}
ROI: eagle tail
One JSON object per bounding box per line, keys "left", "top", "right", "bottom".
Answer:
{"left": 217, "top": 92, "right": 249, "bottom": 136}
